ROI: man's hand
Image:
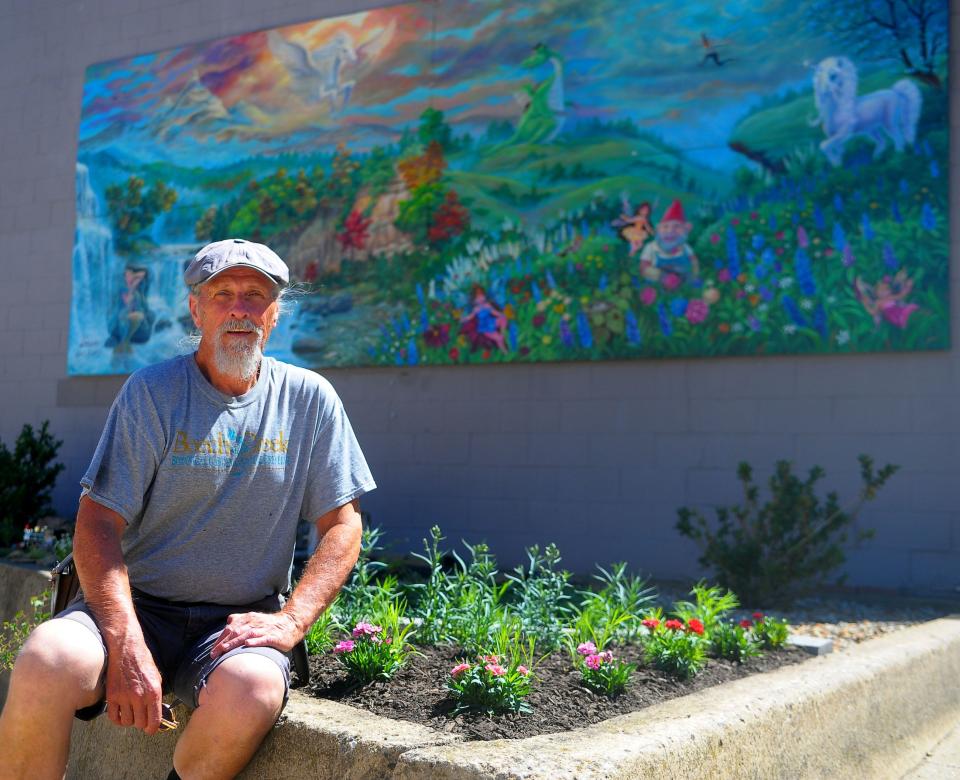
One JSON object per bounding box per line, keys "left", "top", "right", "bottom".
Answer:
{"left": 210, "top": 611, "right": 301, "bottom": 659}
{"left": 105, "top": 633, "right": 163, "bottom": 735}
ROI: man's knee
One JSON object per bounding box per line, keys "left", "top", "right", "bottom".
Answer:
{"left": 9, "top": 619, "right": 105, "bottom": 708}
{"left": 200, "top": 654, "right": 285, "bottom": 722}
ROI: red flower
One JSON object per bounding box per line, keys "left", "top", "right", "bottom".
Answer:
{"left": 752, "top": 611, "right": 765, "bottom": 620}
{"left": 482, "top": 349, "right": 491, "bottom": 360}
{"left": 686, "top": 619, "right": 705, "bottom": 636}
{"left": 423, "top": 323, "right": 450, "bottom": 347}
{"left": 749, "top": 211, "right": 759, "bottom": 220}
{"left": 532, "top": 313, "right": 546, "bottom": 328}
{"left": 664, "top": 619, "right": 684, "bottom": 631}
{"left": 739, "top": 619, "right": 753, "bottom": 629}
{"left": 448, "top": 347, "right": 460, "bottom": 361}
{"left": 731, "top": 217, "right": 740, "bottom": 226}
{"left": 642, "top": 618, "right": 660, "bottom": 631}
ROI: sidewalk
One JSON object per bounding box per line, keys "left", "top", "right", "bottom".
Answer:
{"left": 903, "top": 717, "right": 960, "bottom": 779}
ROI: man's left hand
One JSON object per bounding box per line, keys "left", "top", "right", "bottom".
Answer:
{"left": 210, "top": 611, "right": 301, "bottom": 659}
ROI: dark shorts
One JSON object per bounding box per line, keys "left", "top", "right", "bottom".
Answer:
{"left": 57, "top": 588, "right": 291, "bottom": 721}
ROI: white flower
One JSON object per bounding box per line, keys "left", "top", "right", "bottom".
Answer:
{"left": 800, "top": 298, "right": 814, "bottom": 310}
{"left": 783, "top": 324, "right": 797, "bottom": 335}
{"left": 827, "top": 295, "right": 836, "bottom": 305}
{"left": 732, "top": 322, "right": 744, "bottom": 333}
{"left": 836, "top": 330, "right": 850, "bottom": 345}
{"left": 757, "top": 303, "right": 769, "bottom": 313}
{"left": 779, "top": 277, "right": 794, "bottom": 289}
{"left": 745, "top": 284, "right": 756, "bottom": 293}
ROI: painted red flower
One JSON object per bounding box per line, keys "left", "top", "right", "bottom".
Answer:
{"left": 448, "top": 347, "right": 460, "bottom": 361}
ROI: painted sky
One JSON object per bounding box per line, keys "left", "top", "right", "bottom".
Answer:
{"left": 77, "top": 0, "right": 938, "bottom": 169}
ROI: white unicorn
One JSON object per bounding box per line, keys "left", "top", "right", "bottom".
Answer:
{"left": 810, "top": 56, "right": 922, "bottom": 167}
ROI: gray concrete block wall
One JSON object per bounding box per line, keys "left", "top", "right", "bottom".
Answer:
{"left": 0, "top": 0, "right": 957, "bottom": 593}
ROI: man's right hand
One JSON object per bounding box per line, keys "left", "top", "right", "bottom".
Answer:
{"left": 104, "top": 632, "right": 163, "bottom": 736}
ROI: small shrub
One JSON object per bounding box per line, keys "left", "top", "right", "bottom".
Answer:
{"left": 303, "top": 600, "right": 338, "bottom": 655}
{"left": 1, "top": 589, "right": 51, "bottom": 670}
{"left": 672, "top": 581, "right": 739, "bottom": 636}
{"left": 749, "top": 613, "right": 790, "bottom": 649}
{"left": 578, "top": 562, "right": 657, "bottom": 643}
{"left": 408, "top": 525, "right": 455, "bottom": 644}
{"left": 446, "top": 541, "right": 512, "bottom": 655}
{"left": 337, "top": 525, "right": 390, "bottom": 629}
{"left": 710, "top": 621, "right": 761, "bottom": 663}
{"left": 505, "top": 543, "right": 575, "bottom": 652}
{"left": 0, "top": 422, "right": 65, "bottom": 548}
{"left": 642, "top": 618, "right": 707, "bottom": 679}
{"left": 446, "top": 624, "right": 537, "bottom": 715}
{"left": 676, "top": 455, "right": 898, "bottom": 605}
{"left": 332, "top": 602, "right": 417, "bottom": 683}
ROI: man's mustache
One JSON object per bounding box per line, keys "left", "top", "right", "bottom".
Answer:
{"left": 220, "top": 319, "right": 262, "bottom": 335}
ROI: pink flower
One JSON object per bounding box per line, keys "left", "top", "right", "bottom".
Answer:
{"left": 642, "top": 618, "right": 660, "bottom": 631}
{"left": 731, "top": 217, "right": 740, "bottom": 226}
{"left": 585, "top": 654, "right": 604, "bottom": 670}
{"left": 881, "top": 302, "right": 918, "bottom": 329}
{"left": 599, "top": 651, "right": 613, "bottom": 663}
{"left": 517, "top": 665, "right": 529, "bottom": 676}
{"left": 352, "top": 622, "right": 382, "bottom": 638}
{"left": 662, "top": 273, "right": 681, "bottom": 291}
{"left": 450, "top": 662, "right": 471, "bottom": 678}
{"left": 577, "top": 641, "right": 597, "bottom": 656}
{"left": 710, "top": 233, "right": 720, "bottom": 244}
{"left": 333, "top": 640, "right": 355, "bottom": 654}
{"left": 664, "top": 619, "right": 684, "bottom": 631}
{"left": 686, "top": 619, "right": 705, "bottom": 636}
{"left": 797, "top": 226, "right": 809, "bottom": 248}
{"left": 739, "top": 619, "right": 754, "bottom": 629}
{"left": 640, "top": 286, "right": 657, "bottom": 306}
{"left": 685, "top": 299, "right": 709, "bottom": 324}
{"left": 482, "top": 654, "right": 499, "bottom": 664}
{"left": 717, "top": 268, "right": 731, "bottom": 283}
{"left": 485, "top": 663, "right": 506, "bottom": 677}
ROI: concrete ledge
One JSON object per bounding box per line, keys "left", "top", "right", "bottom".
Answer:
{"left": 56, "top": 617, "right": 960, "bottom": 779}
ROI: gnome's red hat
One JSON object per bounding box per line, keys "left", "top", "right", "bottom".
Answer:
{"left": 660, "top": 199, "right": 687, "bottom": 223}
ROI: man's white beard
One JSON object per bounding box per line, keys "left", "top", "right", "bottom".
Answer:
{"left": 211, "top": 319, "right": 264, "bottom": 382}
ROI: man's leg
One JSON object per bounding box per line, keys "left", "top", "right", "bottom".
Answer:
{"left": 172, "top": 653, "right": 285, "bottom": 780}
{"left": 0, "top": 618, "right": 106, "bottom": 780}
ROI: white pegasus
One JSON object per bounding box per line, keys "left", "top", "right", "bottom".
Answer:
{"left": 811, "top": 56, "right": 922, "bottom": 167}
{"left": 268, "top": 30, "right": 358, "bottom": 111}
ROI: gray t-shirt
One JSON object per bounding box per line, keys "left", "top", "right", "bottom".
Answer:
{"left": 81, "top": 354, "right": 376, "bottom": 605}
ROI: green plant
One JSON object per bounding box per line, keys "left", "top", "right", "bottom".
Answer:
{"left": 505, "top": 543, "right": 575, "bottom": 652}
{"left": 303, "top": 599, "right": 338, "bottom": 656}
{"left": 54, "top": 533, "right": 73, "bottom": 562}
{"left": 568, "top": 611, "right": 636, "bottom": 696}
{"left": 0, "top": 589, "right": 51, "bottom": 670}
{"left": 676, "top": 455, "right": 899, "bottom": 605}
{"left": 577, "top": 646, "right": 635, "bottom": 696}
{"left": 0, "top": 421, "right": 65, "bottom": 549}
{"left": 578, "top": 562, "right": 657, "bottom": 643}
{"left": 710, "top": 620, "right": 761, "bottom": 663}
{"left": 672, "top": 581, "right": 739, "bottom": 635}
{"left": 446, "top": 541, "right": 511, "bottom": 655}
{"left": 446, "top": 623, "right": 537, "bottom": 715}
{"left": 642, "top": 618, "right": 707, "bottom": 679}
{"left": 408, "top": 525, "right": 454, "bottom": 644}
{"left": 337, "top": 525, "right": 390, "bottom": 629}
{"left": 332, "top": 601, "right": 417, "bottom": 683}
{"left": 750, "top": 613, "right": 790, "bottom": 649}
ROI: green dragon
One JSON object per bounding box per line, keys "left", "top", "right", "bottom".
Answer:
{"left": 511, "top": 43, "right": 566, "bottom": 145}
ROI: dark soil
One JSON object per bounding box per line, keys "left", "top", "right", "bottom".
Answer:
{"left": 297, "top": 643, "right": 809, "bottom": 741}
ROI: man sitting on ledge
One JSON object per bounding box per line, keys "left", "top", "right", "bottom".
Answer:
{"left": 0, "top": 239, "right": 376, "bottom": 780}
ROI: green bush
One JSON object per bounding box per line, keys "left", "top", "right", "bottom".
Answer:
{"left": 676, "top": 455, "right": 898, "bottom": 605}
{"left": 0, "top": 421, "right": 65, "bottom": 549}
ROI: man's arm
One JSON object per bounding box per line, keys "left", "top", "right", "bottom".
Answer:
{"left": 73, "top": 495, "right": 163, "bottom": 735}
{"left": 210, "top": 499, "right": 363, "bottom": 658}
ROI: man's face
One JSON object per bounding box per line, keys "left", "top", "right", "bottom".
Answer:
{"left": 189, "top": 267, "right": 281, "bottom": 380}
{"left": 656, "top": 219, "right": 691, "bottom": 252}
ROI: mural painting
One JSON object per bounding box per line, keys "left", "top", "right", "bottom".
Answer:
{"left": 70, "top": 0, "right": 950, "bottom": 374}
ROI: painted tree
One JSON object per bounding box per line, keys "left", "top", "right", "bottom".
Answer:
{"left": 428, "top": 190, "right": 469, "bottom": 244}
{"left": 337, "top": 209, "right": 372, "bottom": 255}
{"left": 105, "top": 176, "right": 177, "bottom": 254}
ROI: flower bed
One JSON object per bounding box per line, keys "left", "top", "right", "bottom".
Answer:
{"left": 299, "top": 641, "right": 808, "bottom": 741}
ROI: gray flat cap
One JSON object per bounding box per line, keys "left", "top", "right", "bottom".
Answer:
{"left": 184, "top": 238, "right": 290, "bottom": 286}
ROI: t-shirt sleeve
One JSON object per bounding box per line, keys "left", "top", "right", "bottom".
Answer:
{"left": 301, "top": 389, "right": 376, "bottom": 522}
{"left": 80, "top": 376, "right": 164, "bottom": 525}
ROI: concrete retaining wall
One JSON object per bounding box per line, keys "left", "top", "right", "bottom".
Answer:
{"left": 61, "top": 618, "right": 960, "bottom": 779}
{"left": 0, "top": 562, "right": 51, "bottom": 705}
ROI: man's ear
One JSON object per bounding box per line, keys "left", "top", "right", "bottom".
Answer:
{"left": 188, "top": 294, "right": 201, "bottom": 329}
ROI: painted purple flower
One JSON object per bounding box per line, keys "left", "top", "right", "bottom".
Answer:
{"left": 685, "top": 299, "right": 709, "bottom": 324}
{"left": 640, "top": 286, "right": 657, "bottom": 305}
{"left": 796, "top": 226, "right": 809, "bottom": 248}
